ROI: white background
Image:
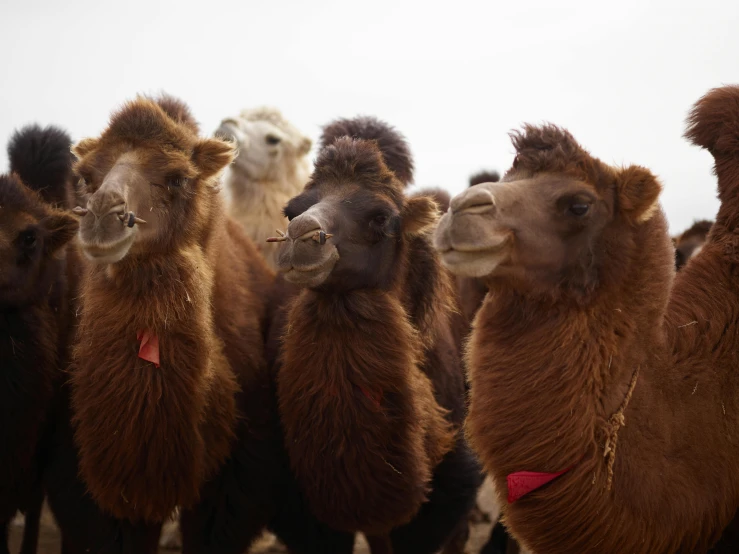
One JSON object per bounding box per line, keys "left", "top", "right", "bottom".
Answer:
{"left": 1, "top": 0, "right": 737, "bottom": 233}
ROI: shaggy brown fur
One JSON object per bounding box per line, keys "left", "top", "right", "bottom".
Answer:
{"left": 319, "top": 116, "right": 414, "bottom": 186}
{"left": 69, "top": 95, "right": 274, "bottom": 526}
{"left": 275, "top": 118, "right": 481, "bottom": 551}
{"left": 434, "top": 86, "right": 739, "bottom": 553}
{"left": 0, "top": 171, "right": 78, "bottom": 554}
{"left": 674, "top": 219, "right": 713, "bottom": 270}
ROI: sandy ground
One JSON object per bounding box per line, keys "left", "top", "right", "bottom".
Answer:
{"left": 8, "top": 479, "right": 504, "bottom": 554}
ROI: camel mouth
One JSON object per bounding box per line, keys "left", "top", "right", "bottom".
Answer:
{"left": 281, "top": 259, "right": 336, "bottom": 288}
{"left": 79, "top": 234, "right": 135, "bottom": 264}
{"left": 438, "top": 233, "right": 511, "bottom": 278}
{"left": 277, "top": 244, "right": 340, "bottom": 288}
{"left": 439, "top": 246, "right": 510, "bottom": 278}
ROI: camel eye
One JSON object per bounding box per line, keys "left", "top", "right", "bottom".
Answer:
{"left": 266, "top": 135, "right": 281, "bottom": 146}
{"left": 569, "top": 203, "right": 590, "bottom": 217}
{"left": 373, "top": 214, "right": 388, "bottom": 226}
{"left": 20, "top": 230, "right": 37, "bottom": 249}
{"left": 166, "top": 175, "right": 188, "bottom": 188}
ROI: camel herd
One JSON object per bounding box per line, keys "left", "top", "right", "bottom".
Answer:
{"left": 0, "top": 84, "right": 733, "bottom": 554}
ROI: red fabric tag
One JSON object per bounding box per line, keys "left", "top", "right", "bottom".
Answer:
{"left": 358, "top": 384, "right": 383, "bottom": 409}
{"left": 137, "top": 329, "right": 160, "bottom": 368}
{"left": 507, "top": 466, "right": 574, "bottom": 503}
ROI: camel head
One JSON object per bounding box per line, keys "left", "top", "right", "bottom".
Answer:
{"left": 73, "top": 95, "right": 235, "bottom": 265}
{"left": 673, "top": 219, "right": 712, "bottom": 270}
{"left": 215, "top": 107, "right": 311, "bottom": 184}
{"left": 273, "top": 116, "right": 436, "bottom": 290}
{"left": 434, "top": 124, "right": 663, "bottom": 297}
{"left": 0, "top": 174, "right": 77, "bottom": 304}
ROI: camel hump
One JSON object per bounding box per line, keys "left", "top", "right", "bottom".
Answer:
{"left": 685, "top": 85, "right": 739, "bottom": 155}
{"left": 412, "top": 187, "right": 451, "bottom": 214}
{"left": 8, "top": 124, "right": 73, "bottom": 207}
{"left": 468, "top": 170, "right": 501, "bottom": 187}
{"left": 319, "top": 116, "right": 414, "bottom": 186}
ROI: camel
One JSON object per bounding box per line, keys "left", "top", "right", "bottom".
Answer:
{"left": 69, "top": 94, "right": 352, "bottom": 554}
{"left": 468, "top": 170, "right": 501, "bottom": 188}
{"left": 2, "top": 124, "right": 164, "bottom": 554}
{"left": 0, "top": 137, "right": 78, "bottom": 554}
{"left": 433, "top": 85, "right": 739, "bottom": 553}
{"left": 273, "top": 116, "right": 482, "bottom": 553}
{"left": 216, "top": 107, "right": 312, "bottom": 270}
{"left": 674, "top": 219, "right": 713, "bottom": 270}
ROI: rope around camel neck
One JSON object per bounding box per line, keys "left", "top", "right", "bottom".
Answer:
{"left": 603, "top": 367, "right": 640, "bottom": 491}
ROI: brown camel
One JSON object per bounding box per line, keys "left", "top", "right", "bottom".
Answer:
{"left": 69, "top": 95, "right": 275, "bottom": 531}
{"left": 70, "top": 95, "right": 355, "bottom": 554}
{"left": 273, "top": 116, "right": 482, "bottom": 553}
{"left": 0, "top": 161, "right": 78, "bottom": 554}
{"left": 674, "top": 219, "right": 713, "bottom": 270}
{"left": 2, "top": 124, "right": 165, "bottom": 554}
{"left": 433, "top": 85, "right": 739, "bottom": 553}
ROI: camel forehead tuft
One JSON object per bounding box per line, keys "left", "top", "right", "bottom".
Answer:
{"left": 310, "top": 137, "right": 404, "bottom": 205}
{"left": 100, "top": 97, "right": 197, "bottom": 153}
{"left": 506, "top": 123, "right": 610, "bottom": 191}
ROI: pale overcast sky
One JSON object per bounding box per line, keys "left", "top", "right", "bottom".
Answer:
{"left": 1, "top": 0, "right": 737, "bottom": 233}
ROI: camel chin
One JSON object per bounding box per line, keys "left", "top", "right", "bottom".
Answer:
{"left": 439, "top": 248, "right": 506, "bottom": 278}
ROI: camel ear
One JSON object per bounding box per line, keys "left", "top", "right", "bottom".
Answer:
{"left": 403, "top": 195, "right": 439, "bottom": 236}
{"left": 616, "top": 165, "right": 662, "bottom": 224}
{"left": 43, "top": 211, "right": 79, "bottom": 255}
{"left": 71, "top": 138, "right": 99, "bottom": 160}
{"left": 192, "top": 138, "right": 236, "bottom": 179}
{"left": 297, "top": 136, "right": 312, "bottom": 156}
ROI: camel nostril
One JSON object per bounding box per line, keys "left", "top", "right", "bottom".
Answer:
{"left": 451, "top": 188, "right": 496, "bottom": 215}
{"left": 107, "top": 204, "right": 126, "bottom": 216}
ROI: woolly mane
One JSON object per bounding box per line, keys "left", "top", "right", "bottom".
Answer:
{"left": 319, "top": 116, "right": 414, "bottom": 186}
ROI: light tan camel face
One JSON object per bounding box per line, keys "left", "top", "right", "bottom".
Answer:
{"left": 434, "top": 175, "right": 611, "bottom": 280}
{"left": 434, "top": 125, "right": 663, "bottom": 290}
{"left": 73, "top": 135, "right": 234, "bottom": 265}
{"left": 215, "top": 109, "right": 311, "bottom": 182}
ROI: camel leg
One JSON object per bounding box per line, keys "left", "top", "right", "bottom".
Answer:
{"left": 480, "top": 521, "right": 512, "bottom": 554}
{"left": 19, "top": 486, "right": 43, "bottom": 554}
{"left": 440, "top": 517, "right": 470, "bottom": 554}
{"left": 366, "top": 534, "right": 394, "bottom": 554}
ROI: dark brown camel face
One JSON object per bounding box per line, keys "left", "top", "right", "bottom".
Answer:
{"left": 0, "top": 174, "right": 77, "bottom": 304}
{"left": 72, "top": 97, "right": 234, "bottom": 264}
{"left": 276, "top": 137, "right": 437, "bottom": 290}
{"left": 434, "top": 124, "right": 663, "bottom": 292}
